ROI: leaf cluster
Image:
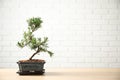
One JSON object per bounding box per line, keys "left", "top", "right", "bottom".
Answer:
{"left": 27, "top": 17, "right": 42, "bottom": 32}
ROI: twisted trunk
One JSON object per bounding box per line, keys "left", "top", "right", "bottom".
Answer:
{"left": 29, "top": 47, "right": 40, "bottom": 60}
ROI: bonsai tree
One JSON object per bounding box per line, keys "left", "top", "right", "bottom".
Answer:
{"left": 17, "top": 17, "right": 53, "bottom": 60}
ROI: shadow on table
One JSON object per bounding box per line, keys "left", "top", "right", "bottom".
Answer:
{"left": 18, "top": 72, "right": 62, "bottom": 76}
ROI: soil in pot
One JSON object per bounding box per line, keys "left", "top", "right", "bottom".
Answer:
{"left": 19, "top": 59, "right": 45, "bottom": 63}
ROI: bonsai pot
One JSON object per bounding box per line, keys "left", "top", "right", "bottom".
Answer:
{"left": 17, "top": 59, "right": 45, "bottom": 75}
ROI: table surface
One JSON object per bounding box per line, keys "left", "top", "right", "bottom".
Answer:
{"left": 0, "top": 68, "right": 120, "bottom": 80}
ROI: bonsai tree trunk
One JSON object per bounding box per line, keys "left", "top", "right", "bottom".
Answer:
{"left": 29, "top": 47, "right": 40, "bottom": 60}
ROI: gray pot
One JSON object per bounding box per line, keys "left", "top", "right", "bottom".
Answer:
{"left": 17, "top": 61, "right": 45, "bottom": 75}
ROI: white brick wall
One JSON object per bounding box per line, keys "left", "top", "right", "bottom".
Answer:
{"left": 0, "top": 0, "right": 120, "bottom": 68}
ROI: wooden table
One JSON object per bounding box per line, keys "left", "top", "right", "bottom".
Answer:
{"left": 0, "top": 68, "right": 120, "bottom": 80}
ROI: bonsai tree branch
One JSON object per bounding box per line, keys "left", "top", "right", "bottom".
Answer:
{"left": 29, "top": 46, "right": 40, "bottom": 60}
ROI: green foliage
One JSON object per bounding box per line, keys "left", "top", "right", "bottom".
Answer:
{"left": 47, "top": 51, "right": 54, "bottom": 57}
{"left": 27, "top": 17, "right": 43, "bottom": 32}
{"left": 17, "top": 17, "right": 53, "bottom": 57}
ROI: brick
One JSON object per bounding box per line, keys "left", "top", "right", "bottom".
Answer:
{"left": 92, "top": 63, "right": 109, "bottom": 68}
{"left": 76, "top": 41, "right": 93, "bottom": 46}
{"left": 2, "top": 57, "right": 19, "bottom": 63}
{"left": 0, "top": 51, "right": 11, "bottom": 57}
{"left": 76, "top": 52, "right": 93, "bottom": 57}
{"left": 3, "top": 46, "right": 13, "bottom": 51}
{"left": 117, "top": 58, "right": 120, "bottom": 62}
{"left": 93, "top": 20, "right": 109, "bottom": 24}
{"left": 76, "top": 63, "right": 93, "bottom": 68}
{"left": 109, "top": 9, "right": 120, "bottom": 15}
{"left": 97, "top": 0, "right": 109, "bottom": 3}
{"left": 52, "top": 57, "right": 68, "bottom": 62}
{"left": 93, "top": 31, "right": 108, "bottom": 36}
{"left": 85, "top": 58, "right": 101, "bottom": 62}
{"left": 76, "top": 9, "right": 93, "bottom": 15}
{"left": 93, "top": 9, "right": 108, "bottom": 15}
{"left": 68, "top": 25, "right": 85, "bottom": 31}
{"left": 85, "top": 25, "right": 101, "bottom": 31}
{"left": 0, "top": 57, "right": 3, "bottom": 62}
{"left": 101, "top": 47, "right": 117, "bottom": 52}
{"left": 85, "top": 4, "right": 101, "bottom": 9}
{"left": 109, "top": 0, "right": 120, "bottom": 4}
{"left": 93, "top": 36, "right": 116, "bottom": 41}
{"left": 101, "top": 15, "right": 118, "bottom": 19}
{"left": 0, "top": 63, "right": 11, "bottom": 68}
{"left": 101, "top": 58, "right": 117, "bottom": 62}
{"left": 108, "top": 31, "right": 120, "bottom": 35}
{"left": 93, "top": 41, "right": 108, "bottom": 47}
{"left": 117, "top": 48, "right": 120, "bottom": 51}
{"left": 109, "top": 41, "right": 120, "bottom": 46}
{"left": 101, "top": 24, "right": 117, "bottom": 31}
{"left": 101, "top": 4, "right": 117, "bottom": 9}
{"left": 109, "top": 20, "right": 120, "bottom": 24}
{"left": 60, "top": 63, "right": 77, "bottom": 68}
{"left": 109, "top": 63, "right": 120, "bottom": 68}
{"left": 10, "top": 63, "right": 18, "bottom": 68}
{"left": 68, "top": 58, "right": 85, "bottom": 62}
{"left": 0, "top": 36, "right": 2, "bottom": 41}
{"left": 109, "top": 52, "right": 120, "bottom": 57}
{"left": 45, "top": 63, "right": 61, "bottom": 68}
{"left": 0, "top": 41, "right": 11, "bottom": 46}
{"left": 85, "top": 47, "right": 101, "bottom": 52}
{"left": 92, "top": 52, "right": 109, "bottom": 57}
